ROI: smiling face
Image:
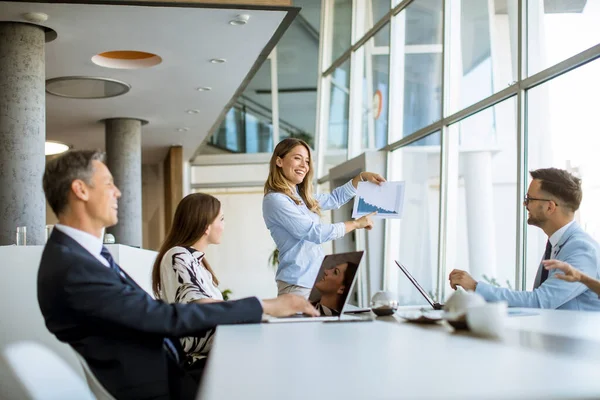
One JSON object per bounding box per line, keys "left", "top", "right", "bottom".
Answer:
{"left": 275, "top": 144, "right": 310, "bottom": 186}
{"left": 206, "top": 207, "right": 225, "bottom": 245}
{"left": 315, "top": 262, "right": 348, "bottom": 295}
{"left": 85, "top": 160, "right": 121, "bottom": 229}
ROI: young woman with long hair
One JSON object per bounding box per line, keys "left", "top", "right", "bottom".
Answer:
{"left": 263, "top": 138, "right": 385, "bottom": 298}
{"left": 151, "top": 193, "right": 225, "bottom": 370}
{"left": 153, "top": 192, "right": 319, "bottom": 371}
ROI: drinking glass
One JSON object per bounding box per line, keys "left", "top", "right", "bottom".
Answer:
{"left": 16, "top": 226, "right": 27, "bottom": 246}
{"left": 45, "top": 225, "right": 54, "bottom": 242}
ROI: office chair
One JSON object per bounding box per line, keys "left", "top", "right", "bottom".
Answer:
{"left": 2, "top": 341, "right": 95, "bottom": 400}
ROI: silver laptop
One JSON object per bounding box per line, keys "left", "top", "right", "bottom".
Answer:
{"left": 395, "top": 261, "right": 444, "bottom": 310}
{"left": 267, "top": 251, "right": 364, "bottom": 323}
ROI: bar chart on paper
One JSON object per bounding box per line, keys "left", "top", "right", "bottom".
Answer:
{"left": 352, "top": 181, "right": 405, "bottom": 219}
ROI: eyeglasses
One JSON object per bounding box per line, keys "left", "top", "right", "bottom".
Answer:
{"left": 523, "top": 196, "right": 559, "bottom": 206}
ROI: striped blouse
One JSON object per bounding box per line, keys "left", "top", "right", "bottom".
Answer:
{"left": 159, "top": 246, "right": 223, "bottom": 366}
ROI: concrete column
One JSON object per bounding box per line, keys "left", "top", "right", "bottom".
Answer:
{"left": 105, "top": 118, "right": 142, "bottom": 247}
{"left": 0, "top": 23, "right": 46, "bottom": 245}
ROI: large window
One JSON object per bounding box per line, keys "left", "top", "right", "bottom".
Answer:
{"left": 387, "top": 132, "right": 441, "bottom": 306}
{"left": 311, "top": 0, "right": 600, "bottom": 304}
{"left": 396, "top": 0, "right": 443, "bottom": 138}
{"left": 331, "top": 0, "right": 353, "bottom": 62}
{"left": 527, "top": 1, "right": 600, "bottom": 76}
{"left": 324, "top": 59, "right": 351, "bottom": 171}
{"left": 525, "top": 58, "right": 600, "bottom": 288}
{"left": 360, "top": 24, "right": 390, "bottom": 150}
{"left": 445, "top": 98, "right": 517, "bottom": 299}
{"left": 447, "top": 0, "right": 517, "bottom": 114}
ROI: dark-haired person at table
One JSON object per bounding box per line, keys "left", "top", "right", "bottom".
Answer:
{"left": 263, "top": 138, "right": 384, "bottom": 298}
{"left": 544, "top": 259, "right": 600, "bottom": 298}
{"left": 38, "top": 150, "right": 318, "bottom": 400}
{"left": 312, "top": 262, "right": 358, "bottom": 316}
{"left": 449, "top": 168, "right": 600, "bottom": 310}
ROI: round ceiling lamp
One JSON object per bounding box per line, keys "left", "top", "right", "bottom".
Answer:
{"left": 92, "top": 50, "right": 162, "bottom": 69}
{"left": 46, "top": 76, "right": 131, "bottom": 99}
{"left": 45, "top": 140, "right": 70, "bottom": 156}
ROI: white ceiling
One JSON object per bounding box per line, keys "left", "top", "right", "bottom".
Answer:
{"left": 0, "top": 1, "right": 296, "bottom": 163}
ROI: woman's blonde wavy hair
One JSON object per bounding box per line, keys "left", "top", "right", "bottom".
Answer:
{"left": 264, "top": 138, "right": 320, "bottom": 216}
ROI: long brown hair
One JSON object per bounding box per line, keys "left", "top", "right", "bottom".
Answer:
{"left": 152, "top": 193, "right": 221, "bottom": 299}
{"left": 264, "top": 138, "right": 320, "bottom": 215}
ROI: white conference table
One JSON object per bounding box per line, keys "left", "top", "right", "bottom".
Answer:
{"left": 198, "top": 309, "right": 600, "bottom": 400}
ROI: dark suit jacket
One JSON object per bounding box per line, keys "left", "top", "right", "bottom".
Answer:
{"left": 37, "top": 229, "right": 263, "bottom": 399}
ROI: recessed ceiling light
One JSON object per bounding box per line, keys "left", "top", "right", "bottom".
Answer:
{"left": 186, "top": 109, "right": 200, "bottom": 114}
{"left": 196, "top": 86, "right": 212, "bottom": 92}
{"left": 22, "top": 12, "right": 48, "bottom": 23}
{"left": 229, "top": 14, "right": 250, "bottom": 25}
{"left": 210, "top": 58, "right": 226, "bottom": 64}
{"left": 177, "top": 127, "right": 189, "bottom": 132}
{"left": 45, "top": 140, "right": 70, "bottom": 156}
{"left": 46, "top": 76, "right": 130, "bottom": 99}
{"left": 92, "top": 50, "right": 162, "bottom": 70}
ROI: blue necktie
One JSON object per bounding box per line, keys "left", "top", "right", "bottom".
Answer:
{"left": 100, "top": 246, "right": 124, "bottom": 276}
{"left": 100, "top": 246, "right": 181, "bottom": 364}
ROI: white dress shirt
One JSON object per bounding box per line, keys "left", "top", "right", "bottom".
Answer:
{"left": 54, "top": 224, "right": 109, "bottom": 268}
{"left": 549, "top": 220, "right": 576, "bottom": 258}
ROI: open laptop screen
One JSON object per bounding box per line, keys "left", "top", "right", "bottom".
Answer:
{"left": 308, "top": 251, "right": 364, "bottom": 316}
{"left": 394, "top": 260, "right": 437, "bottom": 308}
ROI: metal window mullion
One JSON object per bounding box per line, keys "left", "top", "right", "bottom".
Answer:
{"left": 520, "top": 42, "right": 600, "bottom": 91}
{"left": 387, "top": 7, "right": 406, "bottom": 145}
{"left": 436, "top": 0, "right": 449, "bottom": 303}
{"left": 382, "top": 1, "right": 404, "bottom": 292}
{"left": 437, "top": 125, "right": 451, "bottom": 302}
{"left": 515, "top": 0, "right": 527, "bottom": 291}
{"left": 316, "top": 0, "right": 334, "bottom": 179}
{"left": 384, "top": 85, "right": 518, "bottom": 153}
{"left": 347, "top": 0, "right": 364, "bottom": 159}
{"left": 323, "top": 0, "right": 415, "bottom": 76}
{"left": 269, "top": 48, "right": 280, "bottom": 147}
{"left": 384, "top": 120, "right": 443, "bottom": 151}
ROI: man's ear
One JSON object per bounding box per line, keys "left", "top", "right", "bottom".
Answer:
{"left": 337, "top": 285, "right": 345, "bottom": 295}
{"left": 275, "top": 157, "right": 283, "bottom": 168}
{"left": 71, "top": 179, "right": 89, "bottom": 201}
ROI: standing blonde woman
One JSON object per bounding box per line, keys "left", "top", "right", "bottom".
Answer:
{"left": 263, "top": 138, "right": 385, "bottom": 297}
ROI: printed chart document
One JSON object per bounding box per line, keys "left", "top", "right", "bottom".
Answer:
{"left": 352, "top": 181, "right": 405, "bottom": 219}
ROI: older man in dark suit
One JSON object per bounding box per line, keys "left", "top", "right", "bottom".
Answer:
{"left": 38, "top": 150, "right": 317, "bottom": 400}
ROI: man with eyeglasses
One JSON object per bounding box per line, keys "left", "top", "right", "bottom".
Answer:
{"left": 449, "top": 168, "right": 600, "bottom": 310}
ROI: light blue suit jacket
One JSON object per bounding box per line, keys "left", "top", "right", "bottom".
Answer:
{"left": 476, "top": 222, "right": 600, "bottom": 310}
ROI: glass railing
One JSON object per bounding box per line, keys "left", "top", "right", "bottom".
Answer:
{"left": 208, "top": 99, "right": 315, "bottom": 153}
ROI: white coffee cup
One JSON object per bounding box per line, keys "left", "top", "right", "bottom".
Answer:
{"left": 466, "top": 301, "right": 508, "bottom": 338}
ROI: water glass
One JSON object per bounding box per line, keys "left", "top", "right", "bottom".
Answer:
{"left": 16, "top": 226, "right": 27, "bottom": 246}
{"left": 45, "top": 225, "right": 54, "bottom": 242}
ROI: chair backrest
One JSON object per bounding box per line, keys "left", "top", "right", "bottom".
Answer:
{"left": 2, "top": 341, "right": 96, "bottom": 400}
{"left": 72, "top": 350, "right": 116, "bottom": 400}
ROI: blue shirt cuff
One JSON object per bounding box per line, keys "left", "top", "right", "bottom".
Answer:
{"left": 335, "top": 222, "right": 346, "bottom": 239}
{"left": 345, "top": 179, "right": 357, "bottom": 195}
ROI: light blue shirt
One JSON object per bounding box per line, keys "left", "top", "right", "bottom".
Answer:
{"left": 476, "top": 221, "right": 600, "bottom": 311}
{"left": 262, "top": 180, "right": 356, "bottom": 288}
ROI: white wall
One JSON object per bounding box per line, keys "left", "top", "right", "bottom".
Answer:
{"left": 199, "top": 187, "right": 278, "bottom": 300}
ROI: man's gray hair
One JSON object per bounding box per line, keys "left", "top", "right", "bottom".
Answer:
{"left": 43, "top": 150, "right": 106, "bottom": 217}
